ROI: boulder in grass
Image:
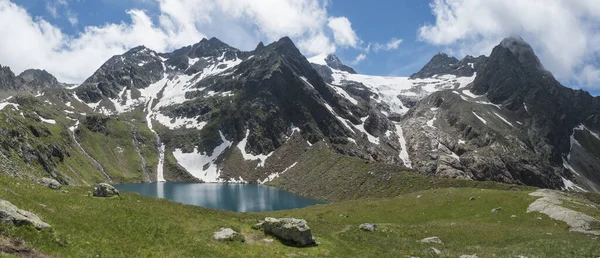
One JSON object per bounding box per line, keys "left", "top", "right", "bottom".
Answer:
{"left": 213, "top": 228, "right": 243, "bottom": 242}
{"left": 0, "top": 200, "right": 50, "bottom": 230}
{"left": 419, "top": 236, "right": 443, "bottom": 244}
{"left": 38, "top": 178, "right": 61, "bottom": 190}
{"left": 263, "top": 217, "right": 316, "bottom": 247}
{"left": 93, "top": 183, "right": 119, "bottom": 197}
{"left": 359, "top": 223, "right": 376, "bottom": 231}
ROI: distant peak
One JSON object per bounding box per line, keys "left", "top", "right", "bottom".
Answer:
{"left": 498, "top": 36, "right": 545, "bottom": 70}
{"left": 324, "top": 54, "right": 356, "bottom": 74}
{"left": 255, "top": 41, "right": 265, "bottom": 51}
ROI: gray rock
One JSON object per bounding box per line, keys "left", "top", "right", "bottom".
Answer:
{"left": 263, "top": 217, "right": 316, "bottom": 246}
{"left": 459, "top": 255, "right": 478, "bottom": 258}
{"left": 38, "top": 178, "right": 61, "bottom": 190}
{"left": 93, "top": 183, "right": 119, "bottom": 197}
{"left": 359, "top": 223, "right": 377, "bottom": 231}
{"left": 419, "top": 236, "right": 443, "bottom": 244}
{"left": 213, "top": 228, "right": 240, "bottom": 241}
{"left": 469, "top": 197, "right": 476, "bottom": 201}
{"left": 0, "top": 200, "right": 50, "bottom": 229}
{"left": 428, "top": 247, "right": 442, "bottom": 255}
{"left": 491, "top": 207, "right": 502, "bottom": 213}
{"left": 252, "top": 220, "right": 264, "bottom": 230}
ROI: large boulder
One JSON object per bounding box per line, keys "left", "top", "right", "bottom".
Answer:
{"left": 213, "top": 228, "right": 243, "bottom": 242}
{"left": 0, "top": 200, "right": 50, "bottom": 229}
{"left": 93, "top": 183, "right": 119, "bottom": 197}
{"left": 38, "top": 177, "right": 61, "bottom": 190}
{"left": 263, "top": 217, "right": 316, "bottom": 247}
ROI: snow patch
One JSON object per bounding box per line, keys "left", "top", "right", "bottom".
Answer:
{"left": 154, "top": 112, "right": 207, "bottom": 130}
{"left": 472, "top": 111, "right": 487, "bottom": 124}
{"left": 394, "top": 123, "right": 412, "bottom": 168}
{"left": 426, "top": 116, "right": 437, "bottom": 128}
{"left": 462, "top": 90, "right": 481, "bottom": 98}
{"left": 237, "top": 129, "right": 274, "bottom": 167}
{"left": 173, "top": 131, "right": 232, "bottom": 182}
{"left": 493, "top": 112, "right": 514, "bottom": 127}
{"left": 354, "top": 116, "right": 380, "bottom": 144}
{"left": 260, "top": 162, "right": 298, "bottom": 184}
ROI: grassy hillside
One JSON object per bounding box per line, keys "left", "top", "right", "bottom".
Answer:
{"left": 269, "top": 142, "right": 534, "bottom": 202}
{"left": 0, "top": 175, "right": 598, "bottom": 257}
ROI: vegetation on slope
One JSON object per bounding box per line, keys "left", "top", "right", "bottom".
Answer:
{"left": 269, "top": 142, "right": 534, "bottom": 202}
{"left": 0, "top": 175, "right": 598, "bottom": 257}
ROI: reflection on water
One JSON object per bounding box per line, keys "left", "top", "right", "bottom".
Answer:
{"left": 115, "top": 182, "right": 325, "bottom": 212}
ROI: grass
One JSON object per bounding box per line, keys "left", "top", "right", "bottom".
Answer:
{"left": 0, "top": 175, "right": 598, "bottom": 257}
{"left": 270, "top": 142, "right": 533, "bottom": 202}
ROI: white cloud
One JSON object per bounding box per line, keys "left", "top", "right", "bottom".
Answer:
{"left": 0, "top": 0, "right": 360, "bottom": 83}
{"left": 327, "top": 16, "right": 359, "bottom": 48}
{"left": 372, "top": 38, "right": 403, "bottom": 52}
{"left": 351, "top": 53, "right": 366, "bottom": 65}
{"left": 418, "top": 0, "right": 600, "bottom": 89}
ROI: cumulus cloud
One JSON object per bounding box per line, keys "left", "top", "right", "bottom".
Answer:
{"left": 327, "top": 17, "right": 359, "bottom": 48}
{"left": 351, "top": 53, "right": 366, "bottom": 65}
{"left": 372, "top": 38, "right": 403, "bottom": 52}
{"left": 418, "top": 0, "right": 600, "bottom": 89}
{"left": 0, "top": 0, "right": 360, "bottom": 83}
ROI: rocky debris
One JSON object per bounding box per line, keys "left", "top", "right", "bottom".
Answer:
{"left": 359, "top": 223, "right": 376, "bottom": 231}
{"left": 37, "top": 178, "right": 61, "bottom": 190}
{"left": 213, "top": 228, "right": 242, "bottom": 241}
{"left": 251, "top": 220, "right": 264, "bottom": 230}
{"left": 419, "top": 237, "right": 443, "bottom": 244}
{"left": 93, "top": 183, "right": 119, "bottom": 197}
{"left": 0, "top": 200, "right": 50, "bottom": 229}
{"left": 338, "top": 213, "right": 349, "bottom": 218}
{"left": 459, "top": 255, "right": 478, "bottom": 258}
{"left": 527, "top": 189, "right": 600, "bottom": 235}
{"left": 469, "top": 197, "right": 476, "bottom": 201}
{"left": 491, "top": 207, "right": 502, "bottom": 213}
{"left": 428, "top": 247, "right": 442, "bottom": 255}
{"left": 511, "top": 215, "right": 517, "bottom": 218}
{"left": 262, "top": 217, "right": 316, "bottom": 247}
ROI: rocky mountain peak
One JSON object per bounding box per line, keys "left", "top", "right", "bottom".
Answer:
{"left": 500, "top": 36, "right": 545, "bottom": 71}
{"left": 325, "top": 54, "right": 356, "bottom": 74}
{"left": 410, "top": 52, "right": 480, "bottom": 79}
{"left": 17, "top": 69, "right": 60, "bottom": 89}
{"left": 255, "top": 41, "right": 266, "bottom": 51}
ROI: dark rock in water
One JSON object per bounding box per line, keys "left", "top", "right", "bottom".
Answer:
{"left": 263, "top": 217, "right": 316, "bottom": 247}
{"left": 38, "top": 178, "right": 61, "bottom": 190}
{"left": 359, "top": 223, "right": 376, "bottom": 231}
{"left": 93, "top": 183, "right": 119, "bottom": 197}
{"left": 0, "top": 200, "right": 50, "bottom": 229}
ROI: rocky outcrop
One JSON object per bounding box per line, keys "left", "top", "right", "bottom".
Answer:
{"left": 359, "top": 223, "right": 376, "bottom": 231}
{"left": 262, "top": 217, "right": 316, "bottom": 246}
{"left": 410, "top": 53, "right": 486, "bottom": 79}
{"left": 93, "top": 183, "right": 119, "bottom": 197}
{"left": 0, "top": 200, "right": 50, "bottom": 229}
{"left": 213, "top": 228, "right": 243, "bottom": 241}
{"left": 37, "top": 178, "right": 61, "bottom": 190}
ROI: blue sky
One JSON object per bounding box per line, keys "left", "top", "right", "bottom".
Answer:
{"left": 4, "top": 0, "right": 600, "bottom": 95}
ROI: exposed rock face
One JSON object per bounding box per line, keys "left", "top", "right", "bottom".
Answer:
{"left": 263, "top": 217, "right": 316, "bottom": 246}
{"left": 324, "top": 54, "right": 356, "bottom": 74}
{"left": 38, "top": 178, "right": 61, "bottom": 190}
{"left": 93, "top": 183, "right": 119, "bottom": 197}
{"left": 0, "top": 65, "right": 61, "bottom": 93}
{"left": 410, "top": 53, "right": 486, "bottom": 79}
{"left": 0, "top": 200, "right": 50, "bottom": 229}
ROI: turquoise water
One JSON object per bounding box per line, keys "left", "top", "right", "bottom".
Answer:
{"left": 115, "top": 182, "right": 325, "bottom": 212}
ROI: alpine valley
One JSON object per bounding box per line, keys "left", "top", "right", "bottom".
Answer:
{"left": 0, "top": 36, "right": 598, "bottom": 192}
{"left": 0, "top": 35, "right": 599, "bottom": 257}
